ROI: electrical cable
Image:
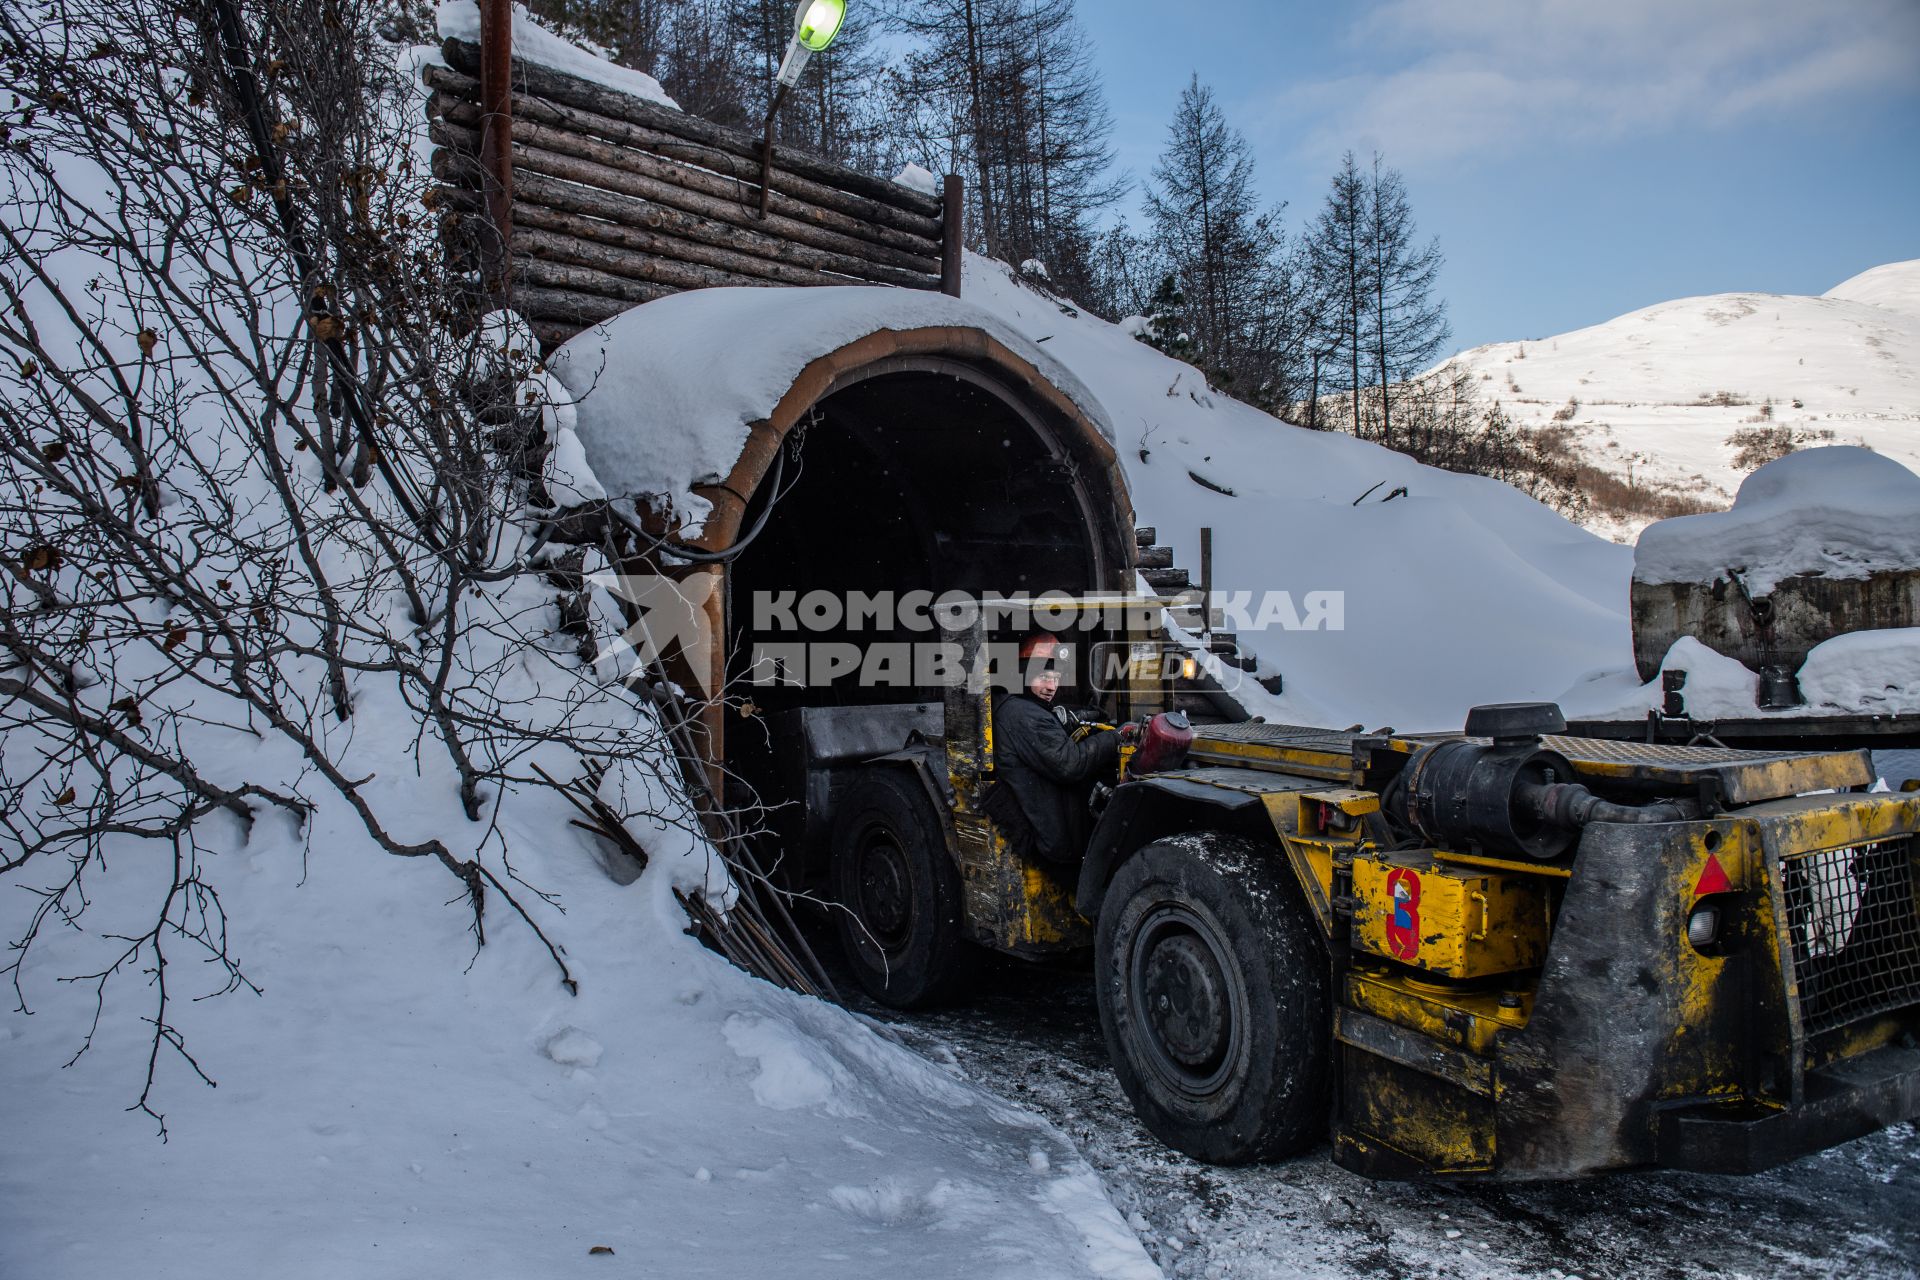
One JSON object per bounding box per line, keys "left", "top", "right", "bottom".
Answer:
{"left": 613, "top": 426, "right": 803, "bottom": 566}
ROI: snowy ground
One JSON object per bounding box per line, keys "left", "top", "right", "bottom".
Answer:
{"left": 866, "top": 952, "right": 1920, "bottom": 1280}
{"left": 0, "top": 777, "right": 1156, "bottom": 1280}
{"left": 1438, "top": 260, "right": 1920, "bottom": 543}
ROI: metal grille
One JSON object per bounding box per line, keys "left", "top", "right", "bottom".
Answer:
{"left": 1781, "top": 837, "right": 1920, "bottom": 1035}
{"left": 1195, "top": 722, "right": 1360, "bottom": 752}
{"left": 1539, "top": 738, "right": 1807, "bottom": 767}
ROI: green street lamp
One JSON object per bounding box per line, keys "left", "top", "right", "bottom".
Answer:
{"left": 759, "top": 0, "right": 848, "bottom": 216}
{"left": 778, "top": 0, "right": 847, "bottom": 84}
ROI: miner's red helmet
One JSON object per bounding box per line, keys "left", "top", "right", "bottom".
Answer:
{"left": 1019, "top": 632, "right": 1063, "bottom": 666}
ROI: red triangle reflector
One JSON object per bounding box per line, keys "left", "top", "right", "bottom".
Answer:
{"left": 1694, "top": 853, "right": 1733, "bottom": 897}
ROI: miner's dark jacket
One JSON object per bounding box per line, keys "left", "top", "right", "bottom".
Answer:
{"left": 986, "top": 692, "right": 1118, "bottom": 864}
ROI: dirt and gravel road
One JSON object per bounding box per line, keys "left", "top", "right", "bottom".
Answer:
{"left": 861, "top": 954, "right": 1920, "bottom": 1280}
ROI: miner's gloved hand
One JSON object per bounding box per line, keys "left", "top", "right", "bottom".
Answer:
{"left": 1119, "top": 721, "right": 1143, "bottom": 746}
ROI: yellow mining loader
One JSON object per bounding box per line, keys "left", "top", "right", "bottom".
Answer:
{"left": 825, "top": 615, "right": 1920, "bottom": 1180}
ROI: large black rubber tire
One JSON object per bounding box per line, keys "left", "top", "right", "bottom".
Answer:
{"left": 831, "top": 767, "right": 969, "bottom": 1009}
{"left": 1094, "top": 831, "right": 1331, "bottom": 1164}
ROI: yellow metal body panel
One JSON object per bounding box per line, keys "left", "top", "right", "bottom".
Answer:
{"left": 1339, "top": 1043, "right": 1496, "bottom": 1176}
{"left": 1345, "top": 968, "right": 1530, "bottom": 1057}
{"left": 951, "top": 798, "right": 1091, "bottom": 954}
{"left": 1535, "top": 739, "right": 1874, "bottom": 804}
{"left": 1432, "top": 848, "right": 1573, "bottom": 880}
{"left": 1351, "top": 852, "right": 1548, "bottom": 978}
{"left": 1186, "top": 735, "right": 1355, "bottom": 782}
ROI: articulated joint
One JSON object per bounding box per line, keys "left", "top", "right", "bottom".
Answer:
{"left": 1521, "top": 780, "right": 1699, "bottom": 829}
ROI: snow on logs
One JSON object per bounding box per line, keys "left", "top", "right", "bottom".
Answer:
{"left": 425, "top": 39, "right": 950, "bottom": 344}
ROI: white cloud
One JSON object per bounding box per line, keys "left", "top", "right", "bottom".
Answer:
{"left": 1262, "top": 0, "right": 1920, "bottom": 168}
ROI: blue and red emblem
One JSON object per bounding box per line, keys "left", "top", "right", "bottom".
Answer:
{"left": 1385, "top": 867, "right": 1422, "bottom": 960}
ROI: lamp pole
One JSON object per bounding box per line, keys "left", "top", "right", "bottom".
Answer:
{"left": 758, "top": 0, "right": 848, "bottom": 218}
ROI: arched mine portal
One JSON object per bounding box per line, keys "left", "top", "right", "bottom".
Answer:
{"left": 708, "top": 348, "right": 1134, "bottom": 885}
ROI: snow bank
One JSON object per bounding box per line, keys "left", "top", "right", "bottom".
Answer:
{"left": 1559, "top": 627, "right": 1920, "bottom": 721}
{"left": 551, "top": 284, "right": 1109, "bottom": 530}
{"left": 436, "top": 1, "right": 678, "bottom": 109}
{"left": 1558, "top": 635, "right": 1760, "bottom": 720}
{"left": 0, "top": 669, "right": 1156, "bottom": 1279}
{"left": 1800, "top": 629, "right": 1920, "bottom": 716}
{"left": 1634, "top": 446, "right": 1920, "bottom": 593}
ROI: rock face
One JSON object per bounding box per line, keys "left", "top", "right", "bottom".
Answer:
{"left": 1630, "top": 447, "right": 1920, "bottom": 685}
{"left": 1631, "top": 568, "right": 1920, "bottom": 685}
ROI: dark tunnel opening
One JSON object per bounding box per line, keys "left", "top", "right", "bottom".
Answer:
{"left": 719, "top": 362, "right": 1127, "bottom": 880}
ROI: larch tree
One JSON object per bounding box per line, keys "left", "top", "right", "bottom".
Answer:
{"left": 1143, "top": 75, "right": 1287, "bottom": 403}
{"left": 1303, "top": 150, "right": 1370, "bottom": 435}
{"left": 885, "top": 0, "right": 1003, "bottom": 252}
{"left": 996, "top": 0, "right": 1125, "bottom": 293}
{"left": 1364, "top": 154, "right": 1449, "bottom": 447}
{"left": 883, "top": 0, "right": 1121, "bottom": 282}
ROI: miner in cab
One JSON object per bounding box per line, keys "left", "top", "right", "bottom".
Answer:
{"left": 981, "top": 633, "right": 1125, "bottom": 868}
{"left": 813, "top": 607, "right": 1920, "bottom": 1181}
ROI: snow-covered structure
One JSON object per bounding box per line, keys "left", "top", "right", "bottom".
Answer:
{"left": 425, "top": 3, "right": 961, "bottom": 345}
{"left": 1631, "top": 447, "right": 1920, "bottom": 683}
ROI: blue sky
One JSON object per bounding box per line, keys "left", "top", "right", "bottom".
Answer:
{"left": 1077, "top": 0, "right": 1920, "bottom": 353}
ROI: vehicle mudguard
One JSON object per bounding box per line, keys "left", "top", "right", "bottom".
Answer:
{"left": 859, "top": 746, "right": 959, "bottom": 859}
{"left": 1076, "top": 773, "right": 1275, "bottom": 922}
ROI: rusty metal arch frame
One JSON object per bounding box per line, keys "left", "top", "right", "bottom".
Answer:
{"left": 680, "top": 324, "right": 1137, "bottom": 776}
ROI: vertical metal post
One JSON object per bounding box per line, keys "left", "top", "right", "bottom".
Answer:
{"left": 941, "top": 175, "right": 964, "bottom": 297}
{"left": 478, "top": 0, "right": 514, "bottom": 297}
{"left": 756, "top": 82, "right": 792, "bottom": 219}
{"left": 1199, "top": 526, "right": 1213, "bottom": 638}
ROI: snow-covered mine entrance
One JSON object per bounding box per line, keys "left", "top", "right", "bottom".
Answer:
{"left": 546, "top": 288, "right": 1136, "bottom": 872}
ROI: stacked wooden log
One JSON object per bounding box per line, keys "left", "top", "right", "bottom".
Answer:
{"left": 425, "top": 38, "right": 953, "bottom": 348}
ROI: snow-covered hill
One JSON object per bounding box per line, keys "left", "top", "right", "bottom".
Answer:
{"left": 1440, "top": 260, "right": 1920, "bottom": 540}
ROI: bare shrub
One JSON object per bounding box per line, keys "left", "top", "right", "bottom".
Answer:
{"left": 0, "top": 0, "right": 708, "bottom": 1132}
{"left": 1726, "top": 424, "right": 1837, "bottom": 471}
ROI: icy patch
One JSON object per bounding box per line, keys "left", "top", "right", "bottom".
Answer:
{"left": 1799, "top": 629, "right": 1920, "bottom": 715}
{"left": 436, "top": 1, "right": 677, "bottom": 108}
{"left": 890, "top": 163, "right": 939, "bottom": 196}
{"left": 540, "top": 1026, "right": 603, "bottom": 1068}
{"left": 1634, "top": 447, "right": 1920, "bottom": 593}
